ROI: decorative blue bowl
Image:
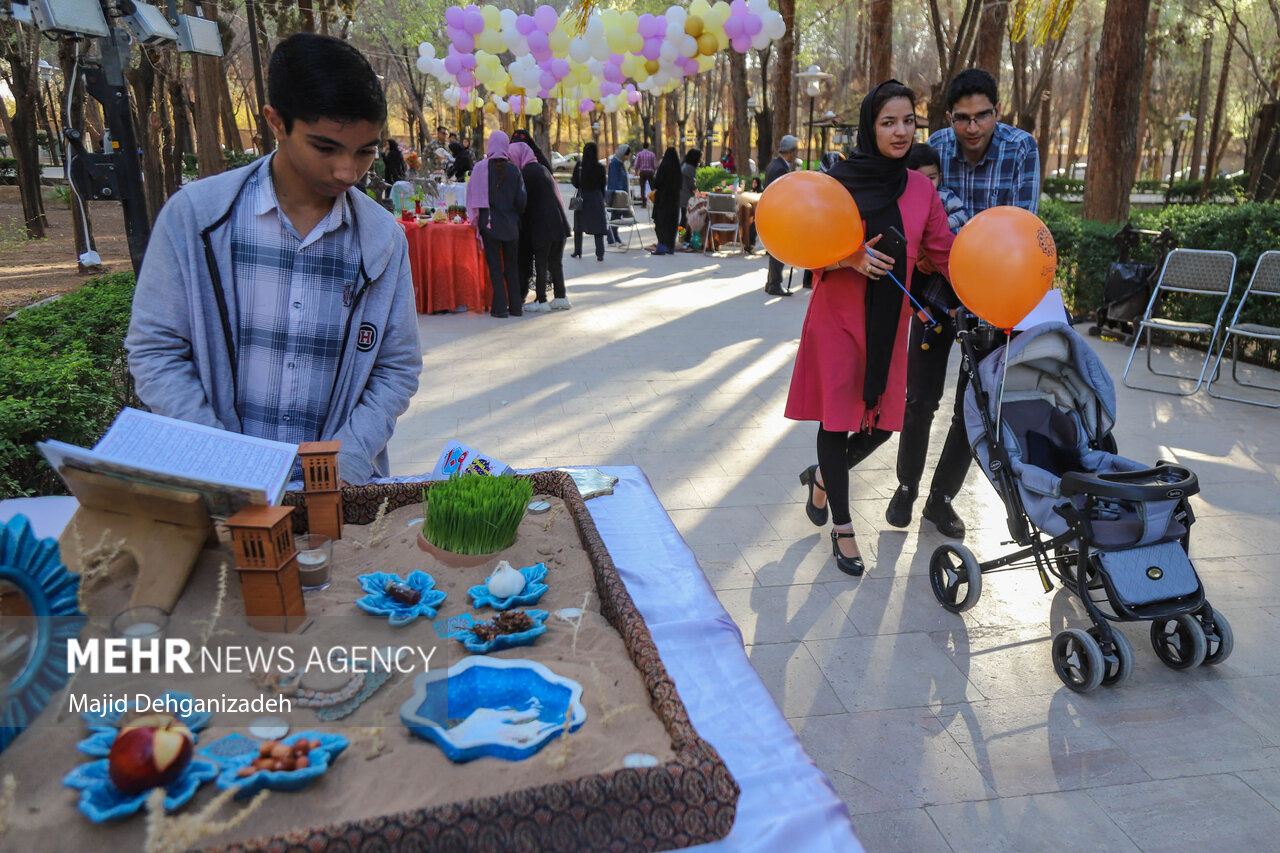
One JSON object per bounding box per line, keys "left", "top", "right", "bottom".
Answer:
{"left": 62, "top": 756, "right": 219, "bottom": 822}
{"left": 356, "top": 570, "right": 447, "bottom": 625}
{"left": 78, "top": 691, "right": 211, "bottom": 757}
{"left": 400, "top": 657, "right": 585, "bottom": 762}
{"left": 455, "top": 610, "right": 549, "bottom": 654}
{"left": 207, "top": 730, "right": 348, "bottom": 799}
{"left": 467, "top": 563, "right": 549, "bottom": 610}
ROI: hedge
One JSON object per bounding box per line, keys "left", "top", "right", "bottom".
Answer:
{"left": 0, "top": 272, "right": 138, "bottom": 498}
{"left": 1042, "top": 175, "right": 1247, "bottom": 202}
{"left": 1043, "top": 198, "right": 1280, "bottom": 366}
{"left": 695, "top": 165, "right": 731, "bottom": 192}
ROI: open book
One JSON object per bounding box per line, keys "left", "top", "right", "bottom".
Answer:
{"left": 37, "top": 408, "right": 297, "bottom": 518}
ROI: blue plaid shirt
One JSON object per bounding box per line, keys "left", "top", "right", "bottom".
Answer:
{"left": 928, "top": 122, "right": 1040, "bottom": 218}
{"left": 230, "top": 156, "right": 358, "bottom": 446}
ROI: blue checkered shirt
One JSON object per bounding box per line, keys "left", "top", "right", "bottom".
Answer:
{"left": 230, "top": 156, "right": 358, "bottom": 446}
{"left": 928, "top": 122, "right": 1040, "bottom": 217}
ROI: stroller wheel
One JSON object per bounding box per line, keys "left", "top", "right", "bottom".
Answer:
{"left": 1088, "top": 625, "right": 1134, "bottom": 688}
{"left": 1052, "top": 628, "right": 1105, "bottom": 693}
{"left": 1199, "top": 610, "right": 1234, "bottom": 666}
{"left": 1149, "top": 614, "right": 1207, "bottom": 670}
{"left": 929, "top": 544, "right": 982, "bottom": 613}
{"left": 1056, "top": 547, "right": 1103, "bottom": 591}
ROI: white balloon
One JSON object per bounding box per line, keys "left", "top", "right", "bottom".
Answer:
{"left": 667, "top": 5, "right": 686, "bottom": 27}
{"left": 751, "top": 29, "right": 770, "bottom": 50}
{"left": 417, "top": 42, "right": 435, "bottom": 60}
{"left": 748, "top": 0, "right": 769, "bottom": 15}
{"left": 500, "top": 8, "right": 516, "bottom": 28}
{"left": 666, "top": 18, "right": 683, "bottom": 42}
{"left": 590, "top": 38, "right": 611, "bottom": 62}
{"left": 659, "top": 40, "right": 678, "bottom": 62}
{"left": 586, "top": 17, "right": 604, "bottom": 40}
{"left": 415, "top": 56, "right": 432, "bottom": 74}
{"left": 569, "top": 37, "right": 591, "bottom": 63}
{"left": 680, "top": 34, "right": 698, "bottom": 57}
{"left": 586, "top": 57, "right": 603, "bottom": 75}
{"left": 767, "top": 11, "right": 785, "bottom": 40}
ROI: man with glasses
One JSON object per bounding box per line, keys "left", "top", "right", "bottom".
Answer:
{"left": 884, "top": 68, "right": 1040, "bottom": 539}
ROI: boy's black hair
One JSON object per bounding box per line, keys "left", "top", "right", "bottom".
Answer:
{"left": 905, "top": 142, "right": 940, "bottom": 171}
{"left": 436, "top": 125, "right": 448, "bottom": 133}
{"left": 945, "top": 69, "right": 999, "bottom": 112}
{"left": 267, "top": 33, "right": 386, "bottom": 132}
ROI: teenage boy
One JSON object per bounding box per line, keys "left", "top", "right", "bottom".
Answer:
{"left": 886, "top": 68, "right": 1040, "bottom": 538}
{"left": 126, "top": 33, "right": 422, "bottom": 485}
{"left": 762, "top": 134, "right": 800, "bottom": 297}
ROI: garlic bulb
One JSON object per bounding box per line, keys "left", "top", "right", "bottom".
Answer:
{"left": 486, "top": 561, "right": 527, "bottom": 599}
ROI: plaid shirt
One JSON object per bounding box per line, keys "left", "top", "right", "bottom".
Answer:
{"left": 230, "top": 156, "right": 357, "bottom": 446}
{"left": 633, "top": 148, "right": 657, "bottom": 173}
{"left": 928, "top": 122, "right": 1040, "bottom": 217}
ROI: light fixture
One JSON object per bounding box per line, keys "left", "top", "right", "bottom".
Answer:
{"left": 38, "top": 59, "right": 55, "bottom": 83}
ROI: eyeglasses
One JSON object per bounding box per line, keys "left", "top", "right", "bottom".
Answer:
{"left": 951, "top": 108, "right": 996, "bottom": 128}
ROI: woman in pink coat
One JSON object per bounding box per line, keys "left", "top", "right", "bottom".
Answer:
{"left": 786, "top": 80, "right": 955, "bottom": 576}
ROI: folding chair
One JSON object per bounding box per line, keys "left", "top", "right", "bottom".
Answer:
{"left": 1206, "top": 250, "right": 1280, "bottom": 407}
{"left": 605, "top": 190, "right": 641, "bottom": 251}
{"left": 1123, "top": 248, "right": 1236, "bottom": 396}
{"left": 704, "top": 192, "right": 742, "bottom": 256}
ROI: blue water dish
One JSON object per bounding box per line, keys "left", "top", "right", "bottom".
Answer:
{"left": 62, "top": 756, "right": 219, "bottom": 823}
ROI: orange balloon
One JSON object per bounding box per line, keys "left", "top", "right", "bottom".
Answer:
{"left": 755, "top": 172, "right": 864, "bottom": 270}
{"left": 950, "top": 206, "right": 1057, "bottom": 329}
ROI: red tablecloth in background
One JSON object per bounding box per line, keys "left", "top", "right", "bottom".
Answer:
{"left": 399, "top": 219, "right": 492, "bottom": 314}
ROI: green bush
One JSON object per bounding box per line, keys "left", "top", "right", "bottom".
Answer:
{"left": 182, "top": 152, "right": 197, "bottom": 173}
{"left": 224, "top": 150, "right": 260, "bottom": 169}
{"left": 0, "top": 272, "right": 138, "bottom": 497}
{"left": 695, "top": 165, "right": 731, "bottom": 192}
{"left": 0, "top": 158, "right": 15, "bottom": 178}
{"left": 1042, "top": 177, "right": 1085, "bottom": 199}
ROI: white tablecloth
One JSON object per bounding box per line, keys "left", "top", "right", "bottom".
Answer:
{"left": 0, "top": 466, "right": 861, "bottom": 851}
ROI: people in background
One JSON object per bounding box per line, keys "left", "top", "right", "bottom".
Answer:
{"left": 446, "top": 141, "right": 472, "bottom": 181}
{"left": 762, "top": 134, "right": 799, "bottom": 296}
{"left": 510, "top": 141, "right": 571, "bottom": 312}
{"left": 382, "top": 139, "right": 406, "bottom": 185}
{"left": 467, "top": 130, "right": 527, "bottom": 318}
{"left": 606, "top": 143, "right": 632, "bottom": 246}
{"left": 633, "top": 142, "right": 657, "bottom": 208}
{"left": 721, "top": 147, "right": 736, "bottom": 173}
{"left": 650, "top": 146, "right": 682, "bottom": 255}
{"left": 679, "top": 147, "right": 701, "bottom": 235}
{"left": 570, "top": 141, "right": 608, "bottom": 262}
{"left": 511, "top": 128, "right": 552, "bottom": 170}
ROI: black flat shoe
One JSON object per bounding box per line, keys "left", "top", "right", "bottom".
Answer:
{"left": 799, "top": 465, "right": 828, "bottom": 527}
{"left": 922, "top": 493, "right": 966, "bottom": 539}
{"left": 831, "top": 529, "right": 865, "bottom": 576}
{"left": 885, "top": 483, "right": 916, "bottom": 529}
{"left": 570, "top": 253, "right": 582, "bottom": 258}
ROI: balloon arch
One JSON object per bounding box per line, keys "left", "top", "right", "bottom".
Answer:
{"left": 416, "top": 0, "right": 786, "bottom": 117}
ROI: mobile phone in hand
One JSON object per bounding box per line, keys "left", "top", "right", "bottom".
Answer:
{"left": 873, "top": 226, "right": 908, "bottom": 267}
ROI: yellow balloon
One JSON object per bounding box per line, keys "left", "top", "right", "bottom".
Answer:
{"left": 711, "top": 1, "right": 731, "bottom": 19}
{"left": 634, "top": 66, "right": 649, "bottom": 82}
{"left": 645, "top": 59, "right": 660, "bottom": 75}
{"left": 689, "top": 0, "right": 712, "bottom": 17}
{"left": 600, "top": 8, "right": 621, "bottom": 28}
{"left": 476, "top": 29, "right": 504, "bottom": 54}
{"left": 684, "top": 15, "right": 704, "bottom": 37}
{"left": 606, "top": 26, "right": 627, "bottom": 53}
{"left": 716, "top": 32, "right": 728, "bottom": 50}
{"left": 697, "top": 32, "right": 717, "bottom": 55}
{"left": 627, "top": 31, "right": 644, "bottom": 53}
{"left": 484, "top": 101, "right": 497, "bottom": 114}
{"left": 481, "top": 4, "right": 500, "bottom": 29}
{"left": 549, "top": 29, "right": 569, "bottom": 56}
{"left": 621, "top": 10, "right": 639, "bottom": 32}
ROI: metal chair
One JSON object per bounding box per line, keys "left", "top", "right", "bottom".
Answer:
{"left": 1123, "top": 248, "right": 1237, "bottom": 396}
{"left": 703, "top": 192, "right": 742, "bottom": 255}
{"left": 605, "top": 190, "right": 641, "bottom": 251}
{"left": 1206, "top": 250, "right": 1280, "bottom": 407}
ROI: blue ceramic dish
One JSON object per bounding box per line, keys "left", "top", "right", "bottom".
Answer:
{"left": 467, "top": 563, "right": 549, "bottom": 610}
{"left": 62, "top": 756, "right": 219, "bottom": 822}
{"left": 209, "top": 730, "right": 348, "bottom": 798}
{"left": 400, "top": 657, "right": 585, "bottom": 762}
{"left": 455, "top": 610, "right": 549, "bottom": 654}
{"left": 356, "top": 570, "right": 447, "bottom": 625}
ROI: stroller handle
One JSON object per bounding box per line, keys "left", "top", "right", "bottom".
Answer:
{"left": 1059, "top": 464, "right": 1199, "bottom": 502}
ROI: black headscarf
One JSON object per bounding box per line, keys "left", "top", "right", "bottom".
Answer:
{"left": 448, "top": 141, "right": 473, "bottom": 179}
{"left": 824, "top": 80, "right": 913, "bottom": 414}
{"left": 580, "top": 141, "right": 605, "bottom": 185}
{"left": 511, "top": 128, "right": 551, "bottom": 170}
{"left": 654, "top": 146, "right": 681, "bottom": 204}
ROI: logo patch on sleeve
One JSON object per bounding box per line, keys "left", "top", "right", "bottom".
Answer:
{"left": 356, "top": 322, "right": 378, "bottom": 352}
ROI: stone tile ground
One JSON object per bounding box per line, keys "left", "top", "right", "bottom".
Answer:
{"left": 388, "top": 224, "right": 1280, "bottom": 851}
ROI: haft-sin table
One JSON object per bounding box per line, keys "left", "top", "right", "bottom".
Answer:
{"left": 399, "top": 219, "right": 492, "bottom": 315}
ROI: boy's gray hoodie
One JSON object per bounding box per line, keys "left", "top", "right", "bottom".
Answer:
{"left": 125, "top": 158, "right": 422, "bottom": 484}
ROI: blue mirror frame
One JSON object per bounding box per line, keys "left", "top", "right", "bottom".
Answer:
{"left": 0, "top": 515, "right": 87, "bottom": 752}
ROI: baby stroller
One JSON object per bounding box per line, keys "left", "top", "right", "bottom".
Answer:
{"left": 928, "top": 317, "right": 1233, "bottom": 692}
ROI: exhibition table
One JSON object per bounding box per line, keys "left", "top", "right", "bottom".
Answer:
{"left": 399, "top": 219, "right": 492, "bottom": 314}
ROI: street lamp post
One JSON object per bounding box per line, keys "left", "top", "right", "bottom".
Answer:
{"left": 795, "top": 65, "right": 831, "bottom": 170}
{"left": 37, "top": 59, "right": 61, "bottom": 168}
{"left": 1167, "top": 112, "right": 1195, "bottom": 200}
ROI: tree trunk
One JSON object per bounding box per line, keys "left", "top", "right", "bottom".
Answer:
{"left": 245, "top": 0, "right": 273, "bottom": 153}
{"left": 1067, "top": 34, "right": 1091, "bottom": 173}
{"left": 298, "top": 0, "right": 316, "bottom": 33}
{"left": 0, "top": 23, "right": 47, "bottom": 238}
{"left": 1201, "top": 11, "right": 1237, "bottom": 199}
{"left": 974, "top": 1, "right": 1008, "bottom": 87}
{"left": 170, "top": 66, "right": 193, "bottom": 191}
{"left": 1189, "top": 30, "right": 1214, "bottom": 181}
{"left": 771, "top": 0, "right": 795, "bottom": 154}
{"left": 1132, "top": 0, "right": 1161, "bottom": 181}
{"left": 1247, "top": 102, "right": 1280, "bottom": 201}
{"left": 126, "top": 52, "right": 164, "bottom": 225}
{"left": 867, "top": 0, "right": 893, "bottom": 84}
{"left": 219, "top": 70, "right": 241, "bottom": 152}
{"left": 58, "top": 39, "right": 103, "bottom": 272}
{"left": 728, "top": 49, "right": 750, "bottom": 177}
{"left": 1083, "top": 0, "right": 1152, "bottom": 223}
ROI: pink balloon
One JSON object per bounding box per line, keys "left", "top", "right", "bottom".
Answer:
{"left": 538, "top": 86, "right": 551, "bottom": 98}
{"left": 637, "top": 14, "right": 660, "bottom": 38}
{"left": 731, "top": 34, "right": 751, "bottom": 53}
{"left": 552, "top": 58, "right": 570, "bottom": 78}
{"left": 460, "top": 54, "right": 477, "bottom": 70}
{"left": 724, "top": 16, "right": 744, "bottom": 37}
{"left": 444, "top": 6, "right": 462, "bottom": 27}
{"left": 516, "top": 14, "right": 536, "bottom": 35}
{"left": 462, "top": 7, "right": 484, "bottom": 35}
{"left": 443, "top": 54, "right": 463, "bottom": 75}
{"left": 534, "top": 5, "right": 558, "bottom": 33}
{"left": 510, "top": 95, "right": 523, "bottom": 111}
{"left": 744, "top": 14, "right": 763, "bottom": 35}
{"left": 527, "top": 30, "right": 549, "bottom": 53}
{"left": 602, "top": 80, "right": 621, "bottom": 96}
{"left": 730, "top": 0, "right": 748, "bottom": 12}
{"left": 642, "top": 38, "right": 662, "bottom": 61}
{"left": 625, "top": 82, "right": 636, "bottom": 93}
{"left": 539, "top": 71, "right": 556, "bottom": 90}
{"left": 457, "top": 70, "right": 476, "bottom": 87}
{"left": 628, "top": 91, "right": 642, "bottom": 105}
{"left": 453, "top": 32, "right": 475, "bottom": 53}
{"left": 604, "top": 64, "right": 624, "bottom": 84}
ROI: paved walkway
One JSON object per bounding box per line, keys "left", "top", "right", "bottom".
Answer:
{"left": 387, "top": 222, "right": 1280, "bottom": 852}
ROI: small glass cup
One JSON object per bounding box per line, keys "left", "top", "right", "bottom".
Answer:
{"left": 295, "top": 534, "right": 333, "bottom": 591}
{"left": 111, "top": 606, "right": 170, "bottom": 641}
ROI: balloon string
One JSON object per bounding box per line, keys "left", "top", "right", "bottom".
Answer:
{"left": 995, "top": 338, "right": 1010, "bottom": 446}
{"left": 859, "top": 240, "right": 936, "bottom": 326}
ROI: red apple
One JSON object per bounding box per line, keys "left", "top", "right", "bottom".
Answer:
{"left": 107, "top": 714, "right": 195, "bottom": 795}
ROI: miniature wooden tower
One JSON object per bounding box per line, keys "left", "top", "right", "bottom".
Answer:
{"left": 226, "top": 505, "right": 306, "bottom": 633}
{"left": 298, "top": 441, "right": 344, "bottom": 541}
